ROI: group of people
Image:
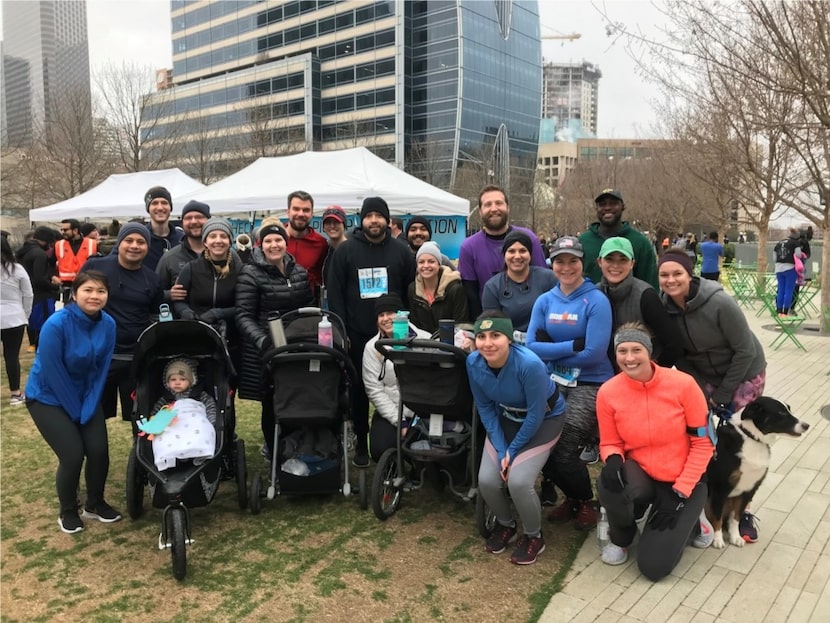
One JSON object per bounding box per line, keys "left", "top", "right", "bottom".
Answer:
{"left": 6, "top": 181, "right": 768, "bottom": 582}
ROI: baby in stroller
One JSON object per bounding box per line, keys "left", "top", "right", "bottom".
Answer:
{"left": 141, "top": 358, "right": 218, "bottom": 471}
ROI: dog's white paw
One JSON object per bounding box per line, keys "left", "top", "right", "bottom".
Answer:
{"left": 728, "top": 533, "right": 745, "bottom": 547}
{"left": 712, "top": 531, "right": 726, "bottom": 549}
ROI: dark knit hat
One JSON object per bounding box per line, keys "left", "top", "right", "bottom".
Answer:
{"left": 201, "top": 217, "right": 233, "bottom": 243}
{"left": 658, "top": 248, "right": 694, "bottom": 276}
{"left": 374, "top": 293, "right": 404, "bottom": 317}
{"left": 360, "top": 197, "right": 390, "bottom": 223}
{"left": 116, "top": 222, "right": 150, "bottom": 247}
{"left": 502, "top": 229, "right": 533, "bottom": 255}
{"left": 144, "top": 186, "right": 172, "bottom": 211}
{"left": 406, "top": 216, "right": 432, "bottom": 238}
{"left": 79, "top": 223, "right": 98, "bottom": 237}
{"left": 32, "top": 226, "right": 55, "bottom": 243}
{"left": 258, "top": 223, "right": 288, "bottom": 245}
{"left": 181, "top": 199, "right": 210, "bottom": 219}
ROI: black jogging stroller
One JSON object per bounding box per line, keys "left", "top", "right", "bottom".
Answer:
{"left": 248, "top": 307, "right": 359, "bottom": 514}
{"left": 370, "top": 337, "right": 479, "bottom": 521}
{"left": 126, "top": 318, "right": 247, "bottom": 580}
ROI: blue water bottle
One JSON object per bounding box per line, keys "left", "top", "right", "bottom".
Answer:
{"left": 392, "top": 310, "right": 409, "bottom": 348}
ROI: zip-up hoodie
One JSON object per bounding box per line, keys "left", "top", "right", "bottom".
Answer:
{"left": 526, "top": 279, "right": 614, "bottom": 383}
{"left": 660, "top": 276, "right": 766, "bottom": 404}
{"left": 407, "top": 266, "right": 469, "bottom": 333}
{"left": 25, "top": 303, "right": 115, "bottom": 424}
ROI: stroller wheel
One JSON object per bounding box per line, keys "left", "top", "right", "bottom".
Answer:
{"left": 475, "top": 490, "right": 496, "bottom": 539}
{"left": 167, "top": 508, "right": 187, "bottom": 580}
{"left": 371, "top": 448, "right": 402, "bottom": 520}
{"left": 235, "top": 438, "right": 248, "bottom": 510}
{"left": 249, "top": 472, "right": 262, "bottom": 515}
{"left": 125, "top": 446, "right": 144, "bottom": 520}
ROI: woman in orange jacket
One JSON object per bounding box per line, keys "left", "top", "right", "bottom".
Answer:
{"left": 595, "top": 322, "right": 714, "bottom": 581}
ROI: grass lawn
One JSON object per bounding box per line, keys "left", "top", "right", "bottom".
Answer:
{"left": 1, "top": 346, "right": 587, "bottom": 623}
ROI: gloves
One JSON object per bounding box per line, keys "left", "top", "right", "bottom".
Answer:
{"left": 572, "top": 337, "right": 585, "bottom": 352}
{"left": 649, "top": 486, "right": 686, "bottom": 531}
{"left": 600, "top": 454, "right": 625, "bottom": 493}
{"left": 199, "top": 308, "right": 221, "bottom": 325}
{"left": 179, "top": 309, "right": 197, "bottom": 321}
{"left": 535, "top": 329, "right": 553, "bottom": 343}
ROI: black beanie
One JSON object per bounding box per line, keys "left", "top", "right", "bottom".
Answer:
{"left": 258, "top": 224, "right": 288, "bottom": 245}
{"left": 406, "top": 216, "right": 432, "bottom": 238}
{"left": 33, "top": 226, "right": 55, "bottom": 243}
{"left": 360, "top": 197, "right": 390, "bottom": 223}
{"left": 181, "top": 199, "right": 210, "bottom": 219}
{"left": 502, "top": 229, "right": 533, "bottom": 255}
{"left": 144, "top": 186, "right": 172, "bottom": 212}
{"left": 374, "top": 293, "right": 404, "bottom": 316}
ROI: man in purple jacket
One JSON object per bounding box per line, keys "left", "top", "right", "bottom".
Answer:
{"left": 459, "top": 184, "right": 548, "bottom": 317}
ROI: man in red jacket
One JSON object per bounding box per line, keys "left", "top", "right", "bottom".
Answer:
{"left": 284, "top": 190, "right": 328, "bottom": 301}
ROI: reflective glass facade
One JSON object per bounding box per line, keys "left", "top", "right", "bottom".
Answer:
{"left": 149, "top": 0, "right": 541, "bottom": 189}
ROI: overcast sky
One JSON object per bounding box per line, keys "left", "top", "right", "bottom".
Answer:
{"left": 2, "top": 0, "right": 666, "bottom": 137}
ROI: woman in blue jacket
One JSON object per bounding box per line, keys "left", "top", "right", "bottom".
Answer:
{"left": 26, "top": 271, "right": 119, "bottom": 534}
{"left": 468, "top": 311, "right": 566, "bottom": 565}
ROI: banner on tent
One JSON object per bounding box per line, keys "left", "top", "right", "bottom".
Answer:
{"left": 227, "top": 214, "right": 466, "bottom": 259}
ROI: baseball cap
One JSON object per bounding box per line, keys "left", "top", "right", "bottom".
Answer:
{"left": 599, "top": 237, "right": 634, "bottom": 260}
{"left": 322, "top": 206, "right": 346, "bottom": 224}
{"left": 595, "top": 188, "right": 624, "bottom": 203}
{"left": 549, "top": 236, "right": 584, "bottom": 258}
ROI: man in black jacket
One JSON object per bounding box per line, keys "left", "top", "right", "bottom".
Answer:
{"left": 16, "top": 227, "right": 60, "bottom": 351}
{"left": 327, "top": 197, "right": 416, "bottom": 466}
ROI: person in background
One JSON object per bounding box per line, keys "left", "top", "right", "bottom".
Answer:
{"left": 405, "top": 217, "right": 454, "bottom": 268}
{"left": 407, "top": 241, "right": 468, "bottom": 334}
{"left": 16, "top": 226, "right": 59, "bottom": 353}
{"left": 526, "top": 236, "right": 614, "bottom": 530}
{"left": 468, "top": 310, "right": 567, "bottom": 565}
{"left": 1, "top": 237, "right": 33, "bottom": 406}
{"left": 321, "top": 205, "right": 348, "bottom": 289}
{"left": 596, "top": 322, "right": 714, "bottom": 579}
{"left": 389, "top": 216, "right": 404, "bottom": 240}
{"left": 481, "top": 230, "right": 557, "bottom": 343}
{"left": 684, "top": 233, "right": 698, "bottom": 266}
{"left": 699, "top": 232, "right": 724, "bottom": 281}
{"left": 579, "top": 189, "right": 658, "bottom": 289}
{"left": 156, "top": 199, "right": 211, "bottom": 303}
{"left": 284, "top": 190, "right": 328, "bottom": 300}
{"left": 26, "top": 271, "right": 120, "bottom": 534}
{"left": 79, "top": 223, "right": 99, "bottom": 241}
{"left": 363, "top": 294, "right": 431, "bottom": 463}
{"left": 459, "top": 185, "right": 547, "bottom": 319}
{"left": 82, "top": 223, "right": 163, "bottom": 426}
{"left": 143, "top": 186, "right": 184, "bottom": 271}
{"left": 722, "top": 236, "right": 735, "bottom": 267}
{"left": 55, "top": 219, "right": 97, "bottom": 303}
{"left": 658, "top": 248, "right": 767, "bottom": 543}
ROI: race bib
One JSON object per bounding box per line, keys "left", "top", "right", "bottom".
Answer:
{"left": 550, "top": 365, "right": 580, "bottom": 388}
{"left": 358, "top": 267, "right": 389, "bottom": 299}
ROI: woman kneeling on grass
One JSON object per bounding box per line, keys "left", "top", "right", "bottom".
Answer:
{"left": 467, "top": 310, "right": 566, "bottom": 565}
{"left": 26, "top": 271, "right": 120, "bottom": 534}
{"left": 595, "top": 322, "right": 714, "bottom": 580}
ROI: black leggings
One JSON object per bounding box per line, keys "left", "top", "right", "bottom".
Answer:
{"left": 28, "top": 400, "right": 110, "bottom": 515}
{"left": 1, "top": 324, "right": 26, "bottom": 391}
{"left": 369, "top": 415, "right": 398, "bottom": 463}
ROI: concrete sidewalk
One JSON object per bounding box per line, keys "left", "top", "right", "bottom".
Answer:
{"left": 539, "top": 305, "right": 830, "bottom": 623}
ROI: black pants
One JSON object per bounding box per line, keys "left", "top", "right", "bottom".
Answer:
{"left": 101, "top": 358, "right": 136, "bottom": 424}
{"left": 700, "top": 271, "right": 720, "bottom": 282}
{"left": 1, "top": 324, "right": 26, "bottom": 391}
{"left": 597, "top": 459, "right": 706, "bottom": 582}
{"left": 346, "top": 332, "right": 371, "bottom": 444}
{"left": 28, "top": 400, "right": 110, "bottom": 515}
{"left": 369, "top": 415, "right": 398, "bottom": 463}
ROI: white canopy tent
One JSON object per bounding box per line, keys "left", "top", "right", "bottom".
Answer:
{"left": 175, "top": 147, "right": 470, "bottom": 217}
{"left": 28, "top": 168, "right": 206, "bottom": 221}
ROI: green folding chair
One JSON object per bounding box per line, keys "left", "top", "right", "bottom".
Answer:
{"left": 792, "top": 281, "right": 820, "bottom": 318}
{"left": 759, "top": 292, "right": 806, "bottom": 350}
{"left": 727, "top": 269, "right": 756, "bottom": 308}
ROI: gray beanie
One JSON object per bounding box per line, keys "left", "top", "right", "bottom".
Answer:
{"left": 416, "top": 240, "right": 442, "bottom": 264}
{"left": 201, "top": 217, "right": 233, "bottom": 243}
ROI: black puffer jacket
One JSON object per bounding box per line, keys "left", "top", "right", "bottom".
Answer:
{"left": 17, "top": 241, "right": 58, "bottom": 302}
{"left": 234, "top": 247, "right": 313, "bottom": 400}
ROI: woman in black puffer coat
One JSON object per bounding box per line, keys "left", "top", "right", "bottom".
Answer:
{"left": 235, "top": 224, "right": 314, "bottom": 453}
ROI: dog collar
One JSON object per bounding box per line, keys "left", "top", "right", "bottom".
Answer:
{"left": 738, "top": 424, "right": 762, "bottom": 443}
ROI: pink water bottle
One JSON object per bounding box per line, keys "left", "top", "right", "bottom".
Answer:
{"left": 317, "top": 314, "right": 333, "bottom": 348}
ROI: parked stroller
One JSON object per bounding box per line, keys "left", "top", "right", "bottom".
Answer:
{"left": 126, "top": 318, "right": 247, "bottom": 580}
{"left": 370, "top": 338, "right": 478, "bottom": 521}
{"left": 248, "top": 308, "right": 359, "bottom": 514}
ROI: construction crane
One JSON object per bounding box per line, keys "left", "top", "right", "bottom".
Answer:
{"left": 541, "top": 33, "right": 582, "bottom": 42}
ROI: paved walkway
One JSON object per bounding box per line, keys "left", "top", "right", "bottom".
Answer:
{"left": 539, "top": 303, "right": 830, "bottom": 623}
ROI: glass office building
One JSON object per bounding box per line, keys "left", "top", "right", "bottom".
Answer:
{"left": 149, "top": 0, "right": 541, "bottom": 190}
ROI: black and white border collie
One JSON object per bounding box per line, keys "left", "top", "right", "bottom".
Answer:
{"left": 705, "top": 397, "right": 810, "bottom": 549}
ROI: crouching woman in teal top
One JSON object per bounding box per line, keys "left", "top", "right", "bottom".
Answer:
{"left": 26, "top": 271, "right": 119, "bottom": 534}
{"left": 467, "top": 310, "right": 567, "bottom": 565}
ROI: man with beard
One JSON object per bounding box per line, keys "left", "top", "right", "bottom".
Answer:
{"left": 284, "top": 190, "right": 328, "bottom": 299}
{"left": 327, "top": 197, "right": 415, "bottom": 467}
{"left": 405, "top": 216, "right": 454, "bottom": 269}
{"left": 143, "top": 186, "right": 184, "bottom": 271}
{"left": 579, "top": 189, "right": 658, "bottom": 289}
{"left": 55, "top": 219, "right": 97, "bottom": 303}
{"left": 458, "top": 185, "right": 547, "bottom": 318}
{"left": 156, "top": 200, "right": 211, "bottom": 303}
{"left": 82, "top": 223, "right": 163, "bottom": 426}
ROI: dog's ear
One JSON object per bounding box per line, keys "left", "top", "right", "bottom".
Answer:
{"left": 741, "top": 400, "right": 760, "bottom": 420}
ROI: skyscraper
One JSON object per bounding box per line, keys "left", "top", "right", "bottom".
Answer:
{"left": 542, "top": 60, "right": 600, "bottom": 136}
{"left": 146, "top": 0, "right": 542, "bottom": 192}
{"left": 1, "top": 0, "right": 92, "bottom": 146}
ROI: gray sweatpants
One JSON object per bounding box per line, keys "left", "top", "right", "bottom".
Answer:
{"left": 479, "top": 416, "right": 564, "bottom": 536}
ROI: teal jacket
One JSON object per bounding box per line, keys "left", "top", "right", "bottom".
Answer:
{"left": 579, "top": 222, "right": 659, "bottom": 290}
